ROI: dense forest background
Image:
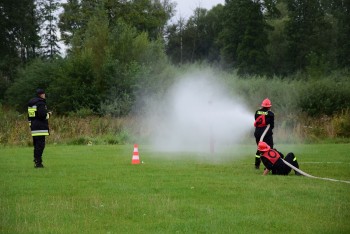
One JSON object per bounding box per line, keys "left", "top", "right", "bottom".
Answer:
{"left": 0, "top": 0, "right": 350, "bottom": 144}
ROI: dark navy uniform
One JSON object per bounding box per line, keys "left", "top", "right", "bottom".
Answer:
{"left": 254, "top": 107, "right": 274, "bottom": 168}
{"left": 260, "top": 149, "right": 300, "bottom": 175}
{"left": 28, "top": 89, "right": 50, "bottom": 168}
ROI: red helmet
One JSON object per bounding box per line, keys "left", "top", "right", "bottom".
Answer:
{"left": 258, "top": 141, "right": 270, "bottom": 152}
{"left": 261, "top": 98, "right": 272, "bottom": 107}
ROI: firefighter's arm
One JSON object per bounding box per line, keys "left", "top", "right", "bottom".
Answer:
{"left": 263, "top": 168, "right": 270, "bottom": 175}
{"left": 260, "top": 157, "right": 272, "bottom": 175}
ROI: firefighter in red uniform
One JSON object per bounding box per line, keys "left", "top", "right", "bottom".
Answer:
{"left": 28, "top": 89, "right": 52, "bottom": 168}
{"left": 257, "top": 141, "right": 301, "bottom": 176}
{"left": 254, "top": 98, "right": 274, "bottom": 169}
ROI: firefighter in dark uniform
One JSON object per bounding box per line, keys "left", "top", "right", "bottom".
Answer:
{"left": 28, "top": 89, "right": 51, "bottom": 168}
{"left": 257, "top": 141, "right": 301, "bottom": 176}
{"left": 253, "top": 98, "right": 274, "bottom": 169}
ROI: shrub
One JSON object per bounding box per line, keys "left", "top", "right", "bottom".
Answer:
{"left": 102, "top": 131, "right": 131, "bottom": 145}
{"left": 68, "top": 108, "right": 95, "bottom": 118}
{"left": 0, "top": 105, "right": 30, "bottom": 146}
{"left": 298, "top": 76, "right": 350, "bottom": 116}
{"left": 332, "top": 110, "right": 350, "bottom": 138}
{"left": 67, "top": 136, "right": 93, "bottom": 145}
{"left": 4, "top": 59, "right": 62, "bottom": 112}
{"left": 99, "top": 92, "right": 133, "bottom": 117}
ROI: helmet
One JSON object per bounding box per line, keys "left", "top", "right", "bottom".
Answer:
{"left": 36, "top": 88, "right": 45, "bottom": 96}
{"left": 258, "top": 141, "right": 270, "bottom": 152}
{"left": 261, "top": 98, "right": 272, "bottom": 107}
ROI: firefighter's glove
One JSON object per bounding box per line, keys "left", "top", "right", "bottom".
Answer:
{"left": 46, "top": 111, "right": 52, "bottom": 120}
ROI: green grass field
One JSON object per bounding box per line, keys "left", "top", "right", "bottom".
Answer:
{"left": 1, "top": 144, "right": 350, "bottom": 233}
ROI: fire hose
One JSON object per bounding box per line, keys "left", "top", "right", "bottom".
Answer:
{"left": 259, "top": 124, "right": 350, "bottom": 184}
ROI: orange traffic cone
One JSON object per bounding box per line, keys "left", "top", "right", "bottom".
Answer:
{"left": 131, "top": 144, "right": 140, "bottom": 164}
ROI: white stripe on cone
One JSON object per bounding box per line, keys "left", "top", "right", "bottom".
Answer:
{"left": 132, "top": 144, "right": 140, "bottom": 164}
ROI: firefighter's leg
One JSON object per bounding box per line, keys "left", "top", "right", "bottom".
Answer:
{"left": 255, "top": 150, "right": 261, "bottom": 169}
{"left": 33, "top": 137, "right": 40, "bottom": 165}
{"left": 285, "top": 153, "right": 300, "bottom": 175}
{"left": 264, "top": 135, "right": 274, "bottom": 149}
{"left": 254, "top": 134, "right": 261, "bottom": 169}
{"left": 33, "top": 136, "right": 45, "bottom": 167}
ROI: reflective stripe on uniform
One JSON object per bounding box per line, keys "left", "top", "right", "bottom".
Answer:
{"left": 257, "top": 111, "right": 268, "bottom": 115}
{"left": 255, "top": 154, "right": 260, "bottom": 159}
{"left": 31, "top": 130, "right": 49, "bottom": 136}
{"left": 28, "top": 106, "right": 37, "bottom": 117}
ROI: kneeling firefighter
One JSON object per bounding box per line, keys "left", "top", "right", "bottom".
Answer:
{"left": 257, "top": 141, "right": 301, "bottom": 176}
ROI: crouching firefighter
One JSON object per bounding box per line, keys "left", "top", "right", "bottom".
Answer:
{"left": 257, "top": 141, "right": 301, "bottom": 176}
{"left": 28, "top": 89, "right": 51, "bottom": 168}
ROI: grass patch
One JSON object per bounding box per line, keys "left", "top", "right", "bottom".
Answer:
{"left": 0, "top": 144, "right": 349, "bottom": 233}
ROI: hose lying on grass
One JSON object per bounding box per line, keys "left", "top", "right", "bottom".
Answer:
{"left": 259, "top": 125, "right": 350, "bottom": 184}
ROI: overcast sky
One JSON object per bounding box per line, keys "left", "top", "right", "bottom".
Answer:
{"left": 172, "top": 0, "right": 225, "bottom": 20}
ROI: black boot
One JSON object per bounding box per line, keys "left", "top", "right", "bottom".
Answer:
{"left": 295, "top": 171, "right": 302, "bottom": 176}
{"left": 34, "top": 160, "right": 44, "bottom": 168}
{"left": 255, "top": 157, "right": 261, "bottom": 169}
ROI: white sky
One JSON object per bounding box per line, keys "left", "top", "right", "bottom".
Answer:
{"left": 172, "top": 0, "right": 225, "bottom": 20}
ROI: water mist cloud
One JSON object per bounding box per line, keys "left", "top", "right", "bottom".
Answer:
{"left": 144, "top": 70, "right": 253, "bottom": 155}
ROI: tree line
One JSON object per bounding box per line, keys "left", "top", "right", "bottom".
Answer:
{"left": 0, "top": 0, "right": 349, "bottom": 116}
{"left": 166, "top": 0, "right": 350, "bottom": 75}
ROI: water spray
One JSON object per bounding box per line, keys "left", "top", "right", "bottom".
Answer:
{"left": 144, "top": 71, "right": 252, "bottom": 159}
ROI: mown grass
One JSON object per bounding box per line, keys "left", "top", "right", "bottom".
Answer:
{"left": 0, "top": 144, "right": 349, "bottom": 233}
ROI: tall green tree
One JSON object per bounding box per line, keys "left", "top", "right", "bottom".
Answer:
{"left": 220, "top": 0, "right": 271, "bottom": 75}
{"left": 57, "top": 0, "right": 82, "bottom": 48}
{"left": 0, "top": 0, "right": 41, "bottom": 63}
{"left": 284, "top": 0, "right": 332, "bottom": 72}
{"left": 179, "top": 8, "right": 209, "bottom": 63}
{"left": 14, "top": 0, "right": 41, "bottom": 62}
{"left": 55, "top": 3, "right": 170, "bottom": 115}
{"left": 59, "top": 0, "right": 175, "bottom": 52}
{"left": 265, "top": 0, "right": 290, "bottom": 75}
{"left": 38, "top": 0, "right": 61, "bottom": 59}
{"left": 329, "top": 0, "right": 350, "bottom": 67}
{"left": 204, "top": 4, "right": 225, "bottom": 63}
{"left": 164, "top": 17, "right": 185, "bottom": 64}
{"left": 0, "top": 0, "right": 41, "bottom": 101}
{"left": 183, "top": 8, "right": 218, "bottom": 63}
{"left": 119, "top": 0, "right": 175, "bottom": 40}
{"left": 165, "top": 4, "right": 224, "bottom": 64}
